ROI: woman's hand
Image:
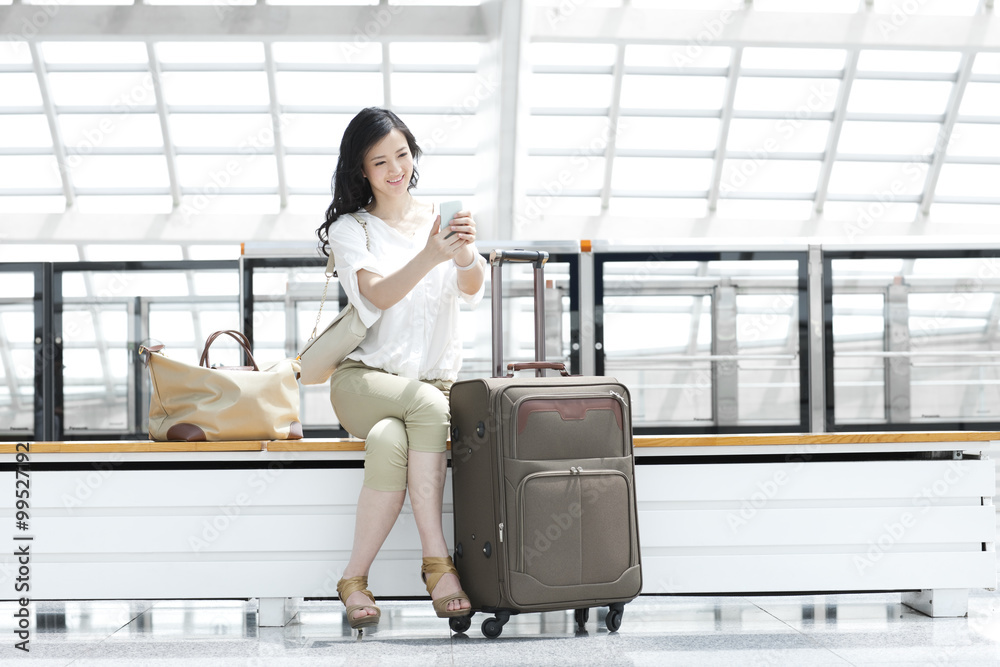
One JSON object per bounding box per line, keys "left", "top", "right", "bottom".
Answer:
{"left": 442, "top": 210, "right": 484, "bottom": 295}
{"left": 425, "top": 210, "right": 478, "bottom": 267}
{"left": 445, "top": 210, "right": 479, "bottom": 268}
{"left": 359, "top": 209, "right": 484, "bottom": 310}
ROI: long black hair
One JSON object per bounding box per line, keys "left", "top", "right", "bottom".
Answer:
{"left": 317, "top": 107, "right": 422, "bottom": 257}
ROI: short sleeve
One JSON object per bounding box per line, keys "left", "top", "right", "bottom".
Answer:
{"left": 328, "top": 214, "right": 383, "bottom": 327}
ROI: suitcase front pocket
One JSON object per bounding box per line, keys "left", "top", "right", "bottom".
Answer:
{"left": 515, "top": 469, "right": 634, "bottom": 589}
{"left": 511, "top": 391, "right": 628, "bottom": 460}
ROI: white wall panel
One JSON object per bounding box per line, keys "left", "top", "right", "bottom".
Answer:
{"left": 18, "top": 468, "right": 368, "bottom": 509}
{"left": 639, "top": 506, "right": 995, "bottom": 548}
{"left": 633, "top": 456, "right": 996, "bottom": 595}
{"left": 0, "top": 451, "right": 994, "bottom": 606}
{"left": 640, "top": 552, "right": 997, "bottom": 594}
{"left": 29, "top": 560, "right": 428, "bottom": 600}
{"left": 636, "top": 460, "right": 995, "bottom": 502}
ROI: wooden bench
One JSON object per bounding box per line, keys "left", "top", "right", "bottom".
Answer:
{"left": 1, "top": 432, "right": 996, "bottom": 625}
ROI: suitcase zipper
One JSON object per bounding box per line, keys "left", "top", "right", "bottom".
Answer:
{"left": 509, "top": 390, "right": 631, "bottom": 459}
{"left": 490, "top": 392, "right": 509, "bottom": 592}
{"left": 514, "top": 469, "right": 634, "bottom": 573}
{"left": 511, "top": 389, "right": 629, "bottom": 410}
{"left": 493, "top": 388, "right": 631, "bottom": 586}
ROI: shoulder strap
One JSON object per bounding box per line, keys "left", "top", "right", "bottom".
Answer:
{"left": 327, "top": 212, "right": 370, "bottom": 277}
{"left": 309, "top": 212, "right": 371, "bottom": 342}
{"left": 348, "top": 212, "right": 370, "bottom": 250}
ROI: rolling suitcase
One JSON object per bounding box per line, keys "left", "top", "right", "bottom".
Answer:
{"left": 448, "top": 249, "right": 642, "bottom": 638}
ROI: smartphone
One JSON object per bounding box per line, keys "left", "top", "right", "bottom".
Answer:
{"left": 438, "top": 200, "right": 462, "bottom": 238}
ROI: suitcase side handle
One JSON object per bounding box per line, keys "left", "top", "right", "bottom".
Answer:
{"left": 506, "top": 362, "right": 570, "bottom": 377}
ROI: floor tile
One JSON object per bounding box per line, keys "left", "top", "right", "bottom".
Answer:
{"left": 3, "top": 591, "right": 1000, "bottom": 666}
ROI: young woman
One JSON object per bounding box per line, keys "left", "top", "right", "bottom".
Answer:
{"left": 316, "top": 107, "right": 485, "bottom": 630}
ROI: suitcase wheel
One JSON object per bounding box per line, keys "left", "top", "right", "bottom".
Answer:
{"left": 574, "top": 608, "right": 590, "bottom": 631}
{"left": 605, "top": 602, "right": 624, "bottom": 633}
{"left": 481, "top": 611, "right": 511, "bottom": 639}
{"left": 449, "top": 613, "right": 473, "bottom": 634}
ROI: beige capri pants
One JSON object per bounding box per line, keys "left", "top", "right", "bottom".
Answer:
{"left": 329, "top": 359, "right": 452, "bottom": 492}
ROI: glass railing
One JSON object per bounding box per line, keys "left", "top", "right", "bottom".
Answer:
{"left": 596, "top": 252, "right": 808, "bottom": 434}
{"left": 826, "top": 250, "right": 1000, "bottom": 430}
{"left": 0, "top": 265, "right": 40, "bottom": 438}
{"left": 3, "top": 246, "right": 1000, "bottom": 439}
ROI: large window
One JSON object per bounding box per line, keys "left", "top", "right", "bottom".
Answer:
{"left": 245, "top": 259, "right": 343, "bottom": 433}
{"left": 12, "top": 247, "right": 1000, "bottom": 439}
{"left": 59, "top": 263, "right": 240, "bottom": 437}
{"left": 0, "top": 267, "right": 39, "bottom": 437}
{"left": 597, "top": 252, "right": 808, "bottom": 433}
{"left": 826, "top": 251, "right": 1000, "bottom": 429}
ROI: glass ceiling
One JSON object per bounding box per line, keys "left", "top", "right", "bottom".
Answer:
{"left": 1, "top": 0, "right": 999, "bottom": 250}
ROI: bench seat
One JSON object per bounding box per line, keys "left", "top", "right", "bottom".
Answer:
{"left": 2, "top": 432, "right": 996, "bottom": 624}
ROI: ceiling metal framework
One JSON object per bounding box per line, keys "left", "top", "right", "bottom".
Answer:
{"left": 706, "top": 47, "right": 743, "bottom": 213}
{"left": 919, "top": 52, "right": 976, "bottom": 216}
{"left": 813, "top": 49, "right": 858, "bottom": 215}
{"left": 519, "top": 3, "right": 1000, "bottom": 241}
{"left": 0, "top": 1, "right": 998, "bottom": 246}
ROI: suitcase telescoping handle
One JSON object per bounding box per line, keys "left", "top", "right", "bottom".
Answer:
{"left": 489, "top": 249, "right": 558, "bottom": 378}
{"left": 506, "top": 361, "right": 570, "bottom": 377}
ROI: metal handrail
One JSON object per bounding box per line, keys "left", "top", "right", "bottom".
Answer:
{"left": 837, "top": 350, "right": 1000, "bottom": 358}
{"left": 911, "top": 362, "right": 1000, "bottom": 368}
{"left": 605, "top": 353, "right": 799, "bottom": 361}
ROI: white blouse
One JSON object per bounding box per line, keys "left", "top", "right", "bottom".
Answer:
{"left": 327, "top": 207, "right": 484, "bottom": 382}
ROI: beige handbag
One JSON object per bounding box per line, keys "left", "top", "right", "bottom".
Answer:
{"left": 297, "top": 213, "right": 370, "bottom": 386}
{"left": 141, "top": 330, "right": 302, "bottom": 442}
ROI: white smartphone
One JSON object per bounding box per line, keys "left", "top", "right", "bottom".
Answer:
{"left": 438, "top": 200, "right": 462, "bottom": 238}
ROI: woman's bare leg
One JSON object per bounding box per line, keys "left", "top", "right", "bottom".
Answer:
{"left": 342, "top": 486, "right": 406, "bottom": 620}
{"left": 407, "top": 450, "right": 471, "bottom": 613}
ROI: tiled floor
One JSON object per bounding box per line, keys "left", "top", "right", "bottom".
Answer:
{"left": 2, "top": 591, "right": 1000, "bottom": 666}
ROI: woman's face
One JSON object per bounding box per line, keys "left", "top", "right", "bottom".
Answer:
{"left": 361, "top": 128, "right": 414, "bottom": 202}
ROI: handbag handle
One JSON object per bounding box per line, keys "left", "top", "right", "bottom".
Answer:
{"left": 200, "top": 330, "right": 259, "bottom": 370}
{"left": 309, "top": 213, "right": 370, "bottom": 343}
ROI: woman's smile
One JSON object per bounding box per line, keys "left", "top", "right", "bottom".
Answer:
{"left": 361, "top": 128, "right": 415, "bottom": 200}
